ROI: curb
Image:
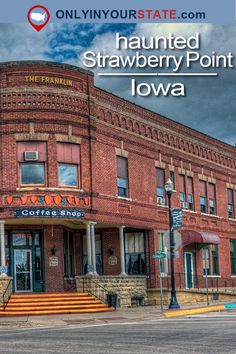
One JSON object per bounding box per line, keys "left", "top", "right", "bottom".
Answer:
{"left": 164, "top": 303, "right": 236, "bottom": 317}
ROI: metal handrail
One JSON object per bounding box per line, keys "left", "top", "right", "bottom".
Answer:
{"left": 147, "top": 272, "right": 236, "bottom": 292}
{"left": 83, "top": 277, "right": 108, "bottom": 303}
{"left": 2, "top": 279, "right": 12, "bottom": 311}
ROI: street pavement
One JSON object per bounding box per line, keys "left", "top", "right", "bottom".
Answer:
{"left": 0, "top": 313, "right": 235, "bottom": 353}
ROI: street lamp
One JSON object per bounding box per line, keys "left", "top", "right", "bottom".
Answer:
{"left": 165, "top": 177, "right": 180, "bottom": 309}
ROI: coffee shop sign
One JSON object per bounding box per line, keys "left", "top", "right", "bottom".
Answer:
{"left": 15, "top": 207, "right": 84, "bottom": 219}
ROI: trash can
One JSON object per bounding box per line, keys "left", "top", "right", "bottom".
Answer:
{"left": 106, "top": 293, "right": 117, "bottom": 309}
{"left": 213, "top": 292, "right": 219, "bottom": 300}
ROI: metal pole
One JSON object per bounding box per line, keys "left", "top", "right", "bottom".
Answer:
{"left": 159, "top": 258, "right": 163, "bottom": 312}
{"left": 204, "top": 248, "right": 209, "bottom": 306}
{"left": 167, "top": 192, "right": 180, "bottom": 309}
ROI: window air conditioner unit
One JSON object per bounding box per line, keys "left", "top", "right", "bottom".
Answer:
{"left": 157, "top": 197, "right": 165, "bottom": 205}
{"left": 24, "top": 151, "right": 39, "bottom": 161}
{"left": 181, "top": 201, "right": 188, "bottom": 209}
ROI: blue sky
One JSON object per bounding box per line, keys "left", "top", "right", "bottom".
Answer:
{"left": 0, "top": 23, "right": 235, "bottom": 145}
{"left": 46, "top": 23, "right": 136, "bottom": 61}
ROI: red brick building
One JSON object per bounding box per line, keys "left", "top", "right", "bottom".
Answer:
{"left": 0, "top": 61, "right": 236, "bottom": 301}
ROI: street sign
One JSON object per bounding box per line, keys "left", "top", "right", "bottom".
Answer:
{"left": 171, "top": 208, "right": 182, "bottom": 229}
{"left": 152, "top": 251, "right": 167, "bottom": 259}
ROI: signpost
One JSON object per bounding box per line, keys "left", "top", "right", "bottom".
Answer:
{"left": 203, "top": 247, "right": 210, "bottom": 306}
{"left": 152, "top": 250, "right": 167, "bottom": 312}
{"left": 171, "top": 208, "right": 182, "bottom": 230}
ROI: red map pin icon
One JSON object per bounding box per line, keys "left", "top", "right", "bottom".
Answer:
{"left": 28, "top": 5, "right": 50, "bottom": 32}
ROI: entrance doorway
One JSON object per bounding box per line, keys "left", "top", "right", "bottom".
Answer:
{"left": 14, "top": 249, "right": 32, "bottom": 292}
{"left": 8, "top": 230, "right": 44, "bottom": 293}
{"left": 184, "top": 252, "right": 194, "bottom": 289}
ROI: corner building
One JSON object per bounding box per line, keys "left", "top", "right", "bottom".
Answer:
{"left": 0, "top": 61, "right": 236, "bottom": 306}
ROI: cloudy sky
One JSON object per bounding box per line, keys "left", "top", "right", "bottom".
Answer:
{"left": 0, "top": 23, "right": 235, "bottom": 145}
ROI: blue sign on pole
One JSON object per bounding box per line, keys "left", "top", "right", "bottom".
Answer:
{"left": 171, "top": 208, "right": 182, "bottom": 229}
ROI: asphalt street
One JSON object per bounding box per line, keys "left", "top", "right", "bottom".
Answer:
{"left": 0, "top": 314, "right": 235, "bottom": 354}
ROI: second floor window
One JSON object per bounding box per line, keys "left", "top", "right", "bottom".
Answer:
{"left": 179, "top": 175, "right": 186, "bottom": 206}
{"left": 200, "top": 181, "right": 207, "bottom": 213}
{"left": 156, "top": 168, "right": 165, "bottom": 199}
{"left": 187, "top": 177, "right": 194, "bottom": 211}
{"left": 17, "top": 142, "right": 47, "bottom": 186}
{"left": 117, "top": 156, "right": 128, "bottom": 197}
{"left": 228, "top": 189, "right": 234, "bottom": 219}
{"left": 57, "top": 143, "right": 80, "bottom": 188}
{"left": 21, "top": 163, "right": 45, "bottom": 185}
{"left": 209, "top": 183, "right": 216, "bottom": 215}
{"left": 59, "top": 164, "right": 78, "bottom": 187}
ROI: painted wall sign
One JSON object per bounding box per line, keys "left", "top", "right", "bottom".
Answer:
{"left": 49, "top": 256, "right": 58, "bottom": 267}
{"left": 14, "top": 207, "right": 84, "bottom": 219}
{"left": 4, "top": 194, "right": 89, "bottom": 207}
{"left": 25, "top": 75, "right": 73, "bottom": 86}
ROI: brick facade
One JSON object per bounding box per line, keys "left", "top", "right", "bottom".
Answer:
{"left": 0, "top": 61, "right": 236, "bottom": 293}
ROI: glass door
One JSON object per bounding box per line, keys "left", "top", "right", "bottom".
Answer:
{"left": 185, "top": 252, "right": 194, "bottom": 289}
{"left": 14, "top": 249, "right": 32, "bottom": 292}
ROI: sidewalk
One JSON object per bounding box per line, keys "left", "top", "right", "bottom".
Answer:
{"left": 0, "top": 299, "right": 235, "bottom": 329}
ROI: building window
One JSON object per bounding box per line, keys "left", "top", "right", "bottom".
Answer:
{"left": 230, "top": 240, "right": 236, "bottom": 275}
{"left": 158, "top": 231, "right": 168, "bottom": 274}
{"left": 228, "top": 189, "right": 234, "bottom": 219}
{"left": 17, "top": 142, "right": 47, "bottom": 186}
{"left": 57, "top": 143, "right": 80, "bottom": 188}
{"left": 179, "top": 174, "right": 186, "bottom": 208}
{"left": 169, "top": 171, "right": 175, "bottom": 190}
{"left": 20, "top": 163, "right": 45, "bottom": 185}
{"left": 156, "top": 168, "right": 165, "bottom": 203}
{"left": 125, "top": 232, "right": 146, "bottom": 275}
{"left": 209, "top": 183, "right": 216, "bottom": 215}
{"left": 200, "top": 181, "right": 207, "bottom": 213}
{"left": 82, "top": 234, "right": 103, "bottom": 275}
{"left": 212, "top": 245, "right": 219, "bottom": 275}
{"left": 59, "top": 164, "right": 78, "bottom": 187}
{"left": 187, "top": 177, "right": 194, "bottom": 211}
{"left": 117, "top": 156, "right": 128, "bottom": 197}
{"left": 63, "top": 231, "right": 75, "bottom": 277}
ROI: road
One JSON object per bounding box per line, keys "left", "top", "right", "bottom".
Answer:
{"left": 0, "top": 314, "right": 235, "bottom": 353}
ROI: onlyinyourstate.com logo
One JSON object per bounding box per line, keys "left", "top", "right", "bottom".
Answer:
{"left": 27, "top": 5, "right": 50, "bottom": 32}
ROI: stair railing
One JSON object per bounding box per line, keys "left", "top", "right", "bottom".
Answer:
{"left": 83, "top": 277, "right": 107, "bottom": 304}
{"left": 2, "top": 278, "right": 12, "bottom": 311}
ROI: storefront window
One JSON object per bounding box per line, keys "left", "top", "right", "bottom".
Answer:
{"left": 59, "top": 164, "right": 78, "bottom": 187}
{"left": 20, "top": 163, "right": 45, "bottom": 185}
{"left": 212, "top": 245, "right": 219, "bottom": 275}
{"left": 63, "top": 231, "right": 75, "bottom": 277}
{"left": 230, "top": 240, "right": 236, "bottom": 275}
{"left": 125, "top": 232, "right": 146, "bottom": 275}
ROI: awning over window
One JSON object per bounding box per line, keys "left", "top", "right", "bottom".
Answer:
{"left": 181, "top": 230, "right": 220, "bottom": 247}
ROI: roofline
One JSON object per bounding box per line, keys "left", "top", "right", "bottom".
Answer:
{"left": 95, "top": 85, "right": 236, "bottom": 152}
{"left": 0, "top": 60, "right": 234, "bottom": 152}
{"left": 0, "top": 60, "right": 94, "bottom": 76}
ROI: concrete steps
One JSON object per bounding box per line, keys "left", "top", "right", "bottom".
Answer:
{"left": 0, "top": 292, "right": 114, "bottom": 316}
